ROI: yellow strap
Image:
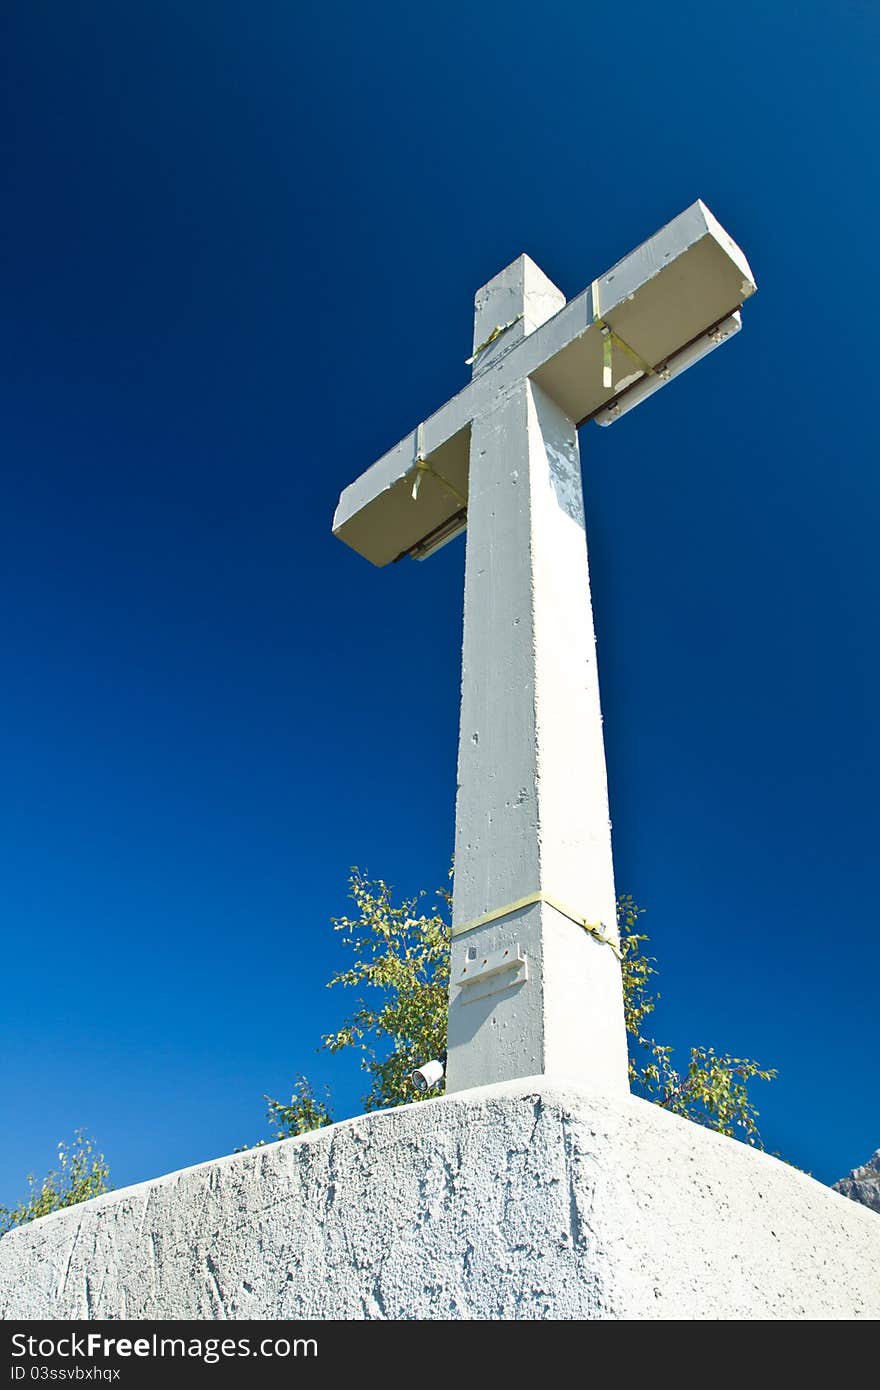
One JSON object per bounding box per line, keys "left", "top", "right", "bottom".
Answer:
{"left": 451, "top": 891, "right": 622, "bottom": 960}
{"left": 409, "top": 421, "right": 467, "bottom": 507}
{"left": 595, "top": 317, "right": 659, "bottom": 386}
{"left": 466, "top": 313, "right": 523, "bottom": 366}
{"left": 409, "top": 458, "right": 467, "bottom": 509}
{"left": 602, "top": 329, "right": 614, "bottom": 389}
{"left": 591, "top": 275, "right": 664, "bottom": 388}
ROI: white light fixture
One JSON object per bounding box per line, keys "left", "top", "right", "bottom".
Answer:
{"left": 410, "top": 1056, "right": 446, "bottom": 1092}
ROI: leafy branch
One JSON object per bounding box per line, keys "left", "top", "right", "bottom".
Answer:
{"left": 265, "top": 870, "right": 777, "bottom": 1149}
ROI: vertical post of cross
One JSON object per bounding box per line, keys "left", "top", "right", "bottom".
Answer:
{"left": 446, "top": 255, "right": 630, "bottom": 1095}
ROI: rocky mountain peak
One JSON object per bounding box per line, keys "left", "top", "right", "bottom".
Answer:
{"left": 833, "top": 1150, "right": 880, "bottom": 1214}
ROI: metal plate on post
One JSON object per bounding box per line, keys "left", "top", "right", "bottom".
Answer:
{"left": 456, "top": 945, "right": 528, "bottom": 1005}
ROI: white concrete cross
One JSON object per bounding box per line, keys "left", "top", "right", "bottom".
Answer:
{"left": 333, "top": 201, "right": 756, "bottom": 1096}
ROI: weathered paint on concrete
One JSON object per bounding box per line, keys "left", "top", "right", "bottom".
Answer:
{"left": 2, "top": 1080, "right": 878, "bottom": 1321}
{"left": 446, "top": 254, "right": 628, "bottom": 1095}
{"left": 470, "top": 253, "right": 565, "bottom": 374}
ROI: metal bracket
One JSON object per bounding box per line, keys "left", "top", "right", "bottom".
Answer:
{"left": 456, "top": 945, "right": 527, "bottom": 1005}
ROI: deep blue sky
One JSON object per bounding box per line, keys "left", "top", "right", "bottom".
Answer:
{"left": 2, "top": 1, "right": 877, "bottom": 1202}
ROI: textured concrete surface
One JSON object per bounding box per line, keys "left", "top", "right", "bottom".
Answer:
{"left": 2, "top": 1080, "right": 878, "bottom": 1321}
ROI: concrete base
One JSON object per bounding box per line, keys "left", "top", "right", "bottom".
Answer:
{"left": 2, "top": 1080, "right": 878, "bottom": 1320}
